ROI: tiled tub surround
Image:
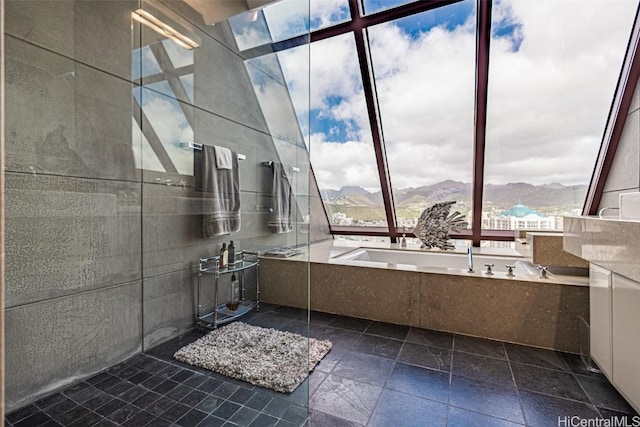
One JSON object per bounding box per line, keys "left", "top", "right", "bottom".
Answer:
{"left": 6, "top": 306, "right": 637, "bottom": 427}
{"left": 259, "top": 242, "right": 589, "bottom": 353}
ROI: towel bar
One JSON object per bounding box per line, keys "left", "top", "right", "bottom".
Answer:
{"left": 262, "top": 161, "right": 301, "bottom": 173}
{"left": 185, "top": 141, "right": 246, "bottom": 160}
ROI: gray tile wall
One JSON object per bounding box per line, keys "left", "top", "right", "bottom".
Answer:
{"left": 600, "top": 80, "right": 640, "bottom": 208}
{"left": 4, "top": 0, "right": 327, "bottom": 411}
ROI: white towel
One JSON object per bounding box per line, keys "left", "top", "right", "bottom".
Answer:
{"left": 214, "top": 145, "right": 233, "bottom": 170}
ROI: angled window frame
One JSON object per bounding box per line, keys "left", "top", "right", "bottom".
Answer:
{"left": 241, "top": 0, "right": 639, "bottom": 244}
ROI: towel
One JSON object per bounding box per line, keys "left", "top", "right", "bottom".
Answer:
{"left": 268, "top": 162, "right": 293, "bottom": 234}
{"left": 201, "top": 145, "right": 240, "bottom": 237}
{"left": 214, "top": 145, "right": 233, "bottom": 169}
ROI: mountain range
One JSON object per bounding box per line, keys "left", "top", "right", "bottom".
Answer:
{"left": 321, "top": 180, "right": 588, "bottom": 209}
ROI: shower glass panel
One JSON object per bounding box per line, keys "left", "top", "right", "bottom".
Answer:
{"left": 138, "top": 0, "right": 312, "bottom": 423}
{"left": 3, "top": 0, "right": 311, "bottom": 422}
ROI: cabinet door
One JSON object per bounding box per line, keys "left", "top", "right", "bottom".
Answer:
{"left": 612, "top": 273, "right": 640, "bottom": 411}
{"left": 590, "top": 264, "right": 612, "bottom": 379}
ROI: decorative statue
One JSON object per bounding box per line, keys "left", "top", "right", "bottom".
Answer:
{"left": 413, "top": 201, "right": 468, "bottom": 250}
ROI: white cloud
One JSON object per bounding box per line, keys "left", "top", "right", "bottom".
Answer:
{"left": 309, "top": 133, "right": 381, "bottom": 192}
{"left": 297, "top": 0, "right": 637, "bottom": 193}
{"left": 310, "top": 0, "right": 349, "bottom": 29}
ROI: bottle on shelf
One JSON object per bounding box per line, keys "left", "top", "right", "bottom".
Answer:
{"left": 227, "top": 272, "right": 240, "bottom": 311}
{"left": 219, "top": 243, "right": 228, "bottom": 269}
{"left": 228, "top": 241, "right": 236, "bottom": 266}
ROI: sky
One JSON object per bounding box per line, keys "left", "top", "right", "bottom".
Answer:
{"left": 255, "top": 0, "right": 638, "bottom": 193}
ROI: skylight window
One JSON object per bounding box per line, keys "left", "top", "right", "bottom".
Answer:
{"left": 310, "top": 0, "right": 350, "bottom": 31}
{"left": 239, "top": 0, "right": 639, "bottom": 242}
{"left": 308, "top": 34, "right": 385, "bottom": 227}
{"left": 368, "top": 0, "right": 476, "bottom": 229}
{"left": 482, "top": 0, "right": 637, "bottom": 231}
{"left": 362, "top": 0, "right": 420, "bottom": 15}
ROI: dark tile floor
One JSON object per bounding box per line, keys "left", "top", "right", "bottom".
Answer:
{"left": 6, "top": 304, "right": 638, "bottom": 427}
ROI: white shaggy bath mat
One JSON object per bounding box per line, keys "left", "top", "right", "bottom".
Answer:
{"left": 173, "top": 322, "right": 332, "bottom": 393}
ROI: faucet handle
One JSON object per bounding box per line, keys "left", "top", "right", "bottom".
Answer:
{"left": 537, "top": 265, "right": 548, "bottom": 278}
{"left": 506, "top": 265, "right": 515, "bottom": 276}
{"left": 484, "top": 263, "right": 494, "bottom": 275}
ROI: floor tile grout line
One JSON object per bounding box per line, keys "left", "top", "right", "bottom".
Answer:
{"left": 446, "top": 403, "right": 528, "bottom": 426}
{"left": 360, "top": 338, "right": 405, "bottom": 426}
{"left": 504, "top": 342, "right": 528, "bottom": 427}
{"left": 447, "top": 334, "right": 455, "bottom": 419}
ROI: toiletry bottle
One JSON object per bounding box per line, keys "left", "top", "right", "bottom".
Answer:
{"left": 219, "top": 243, "right": 228, "bottom": 269}
{"left": 228, "top": 241, "right": 236, "bottom": 266}
{"left": 227, "top": 272, "right": 240, "bottom": 310}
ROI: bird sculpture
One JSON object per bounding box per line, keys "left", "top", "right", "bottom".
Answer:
{"left": 412, "top": 201, "right": 468, "bottom": 250}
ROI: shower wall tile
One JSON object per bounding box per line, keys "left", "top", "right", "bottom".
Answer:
{"left": 141, "top": 185, "right": 260, "bottom": 277}
{"left": 5, "top": 173, "right": 142, "bottom": 307}
{"left": 193, "top": 36, "right": 269, "bottom": 132}
{"left": 143, "top": 269, "right": 196, "bottom": 350}
{"left": 5, "top": 0, "right": 135, "bottom": 80}
{"left": 142, "top": 183, "right": 209, "bottom": 278}
{"left": 5, "top": 36, "right": 137, "bottom": 182}
{"left": 141, "top": 185, "right": 298, "bottom": 278}
{"left": 5, "top": 281, "right": 142, "bottom": 412}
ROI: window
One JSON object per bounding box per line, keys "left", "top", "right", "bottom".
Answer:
{"left": 309, "top": 34, "right": 385, "bottom": 227}
{"left": 311, "top": 0, "right": 351, "bottom": 31}
{"left": 362, "top": 0, "right": 420, "bottom": 15}
{"left": 482, "top": 0, "right": 636, "bottom": 231}
{"left": 241, "top": 0, "right": 639, "bottom": 242}
{"left": 368, "top": 1, "right": 476, "bottom": 230}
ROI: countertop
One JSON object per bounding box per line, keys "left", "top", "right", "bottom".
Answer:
{"left": 564, "top": 215, "right": 640, "bottom": 282}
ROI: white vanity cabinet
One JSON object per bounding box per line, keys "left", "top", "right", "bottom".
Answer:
{"left": 589, "top": 264, "right": 613, "bottom": 379}
{"left": 589, "top": 263, "right": 640, "bottom": 412}
{"left": 612, "top": 273, "right": 640, "bottom": 409}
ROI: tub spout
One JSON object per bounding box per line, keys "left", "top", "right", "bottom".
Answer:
{"left": 467, "top": 247, "right": 473, "bottom": 272}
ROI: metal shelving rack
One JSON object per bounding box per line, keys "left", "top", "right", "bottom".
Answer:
{"left": 196, "top": 250, "right": 260, "bottom": 330}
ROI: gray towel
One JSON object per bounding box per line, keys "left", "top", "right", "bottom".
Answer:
{"left": 268, "top": 162, "right": 293, "bottom": 234}
{"left": 202, "top": 145, "right": 240, "bottom": 237}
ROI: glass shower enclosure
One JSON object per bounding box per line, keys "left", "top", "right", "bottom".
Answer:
{"left": 3, "top": 0, "right": 311, "bottom": 423}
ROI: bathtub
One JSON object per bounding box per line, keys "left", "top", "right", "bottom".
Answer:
{"left": 261, "top": 243, "right": 590, "bottom": 352}
{"left": 336, "top": 247, "right": 516, "bottom": 270}
{"left": 332, "top": 247, "right": 541, "bottom": 278}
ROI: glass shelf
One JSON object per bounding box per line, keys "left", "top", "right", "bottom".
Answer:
{"left": 195, "top": 250, "right": 260, "bottom": 330}
{"left": 199, "top": 259, "right": 259, "bottom": 275}
{"left": 197, "top": 300, "right": 257, "bottom": 328}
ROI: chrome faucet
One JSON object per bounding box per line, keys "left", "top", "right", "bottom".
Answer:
{"left": 506, "top": 265, "right": 516, "bottom": 276}
{"left": 467, "top": 247, "right": 473, "bottom": 272}
{"left": 538, "top": 265, "right": 549, "bottom": 278}
{"left": 401, "top": 227, "right": 407, "bottom": 248}
{"left": 484, "top": 263, "right": 494, "bottom": 275}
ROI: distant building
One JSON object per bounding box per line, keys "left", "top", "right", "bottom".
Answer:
{"left": 332, "top": 212, "right": 352, "bottom": 225}
{"left": 482, "top": 203, "right": 559, "bottom": 230}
